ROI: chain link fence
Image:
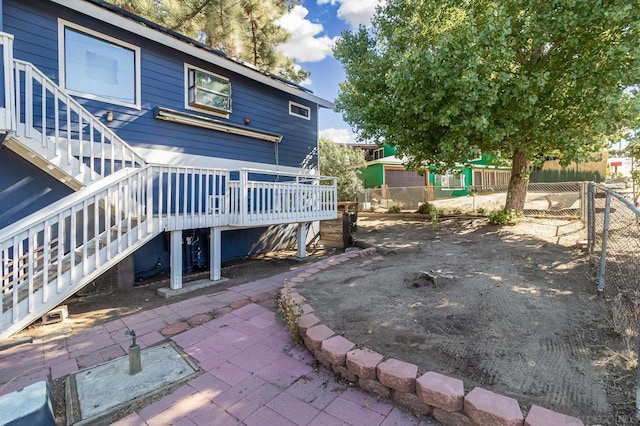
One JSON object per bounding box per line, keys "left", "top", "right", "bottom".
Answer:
{"left": 585, "top": 183, "right": 640, "bottom": 420}
{"left": 588, "top": 183, "right": 640, "bottom": 295}
{"left": 358, "top": 182, "right": 586, "bottom": 217}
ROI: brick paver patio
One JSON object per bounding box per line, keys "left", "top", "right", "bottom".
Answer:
{"left": 0, "top": 255, "right": 438, "bottom": 426}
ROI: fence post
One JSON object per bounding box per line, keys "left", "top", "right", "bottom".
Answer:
{"left": 597, "top": 192, "right": 611, "bottom": 293}
{"left": 579, "top": 182, "right": 586, "bottom": 223}
{"left": 587, "top": 182, "right": 595, "bottom": 254}
{"left": 637, "top": 319, "right": 640, "bottom": 421}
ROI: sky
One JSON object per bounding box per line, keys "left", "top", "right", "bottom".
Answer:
{"left": 275, "top": 0, "right": 384, "bottom": 144}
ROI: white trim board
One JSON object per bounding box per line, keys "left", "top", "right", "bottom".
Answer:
{"left": 132, "top": 146, "right": 319, "bottom": 176}
{"left": 50, "top": 0, "right": 334, "bottom": 109}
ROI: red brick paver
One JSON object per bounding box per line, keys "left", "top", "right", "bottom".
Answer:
{"left": 525, "top": 405, "right": 584, "bottom": 426}
{"left": 377, "top": 358, "right": 419, "bottom": 393}
{"left": 464, "top": 387, "right": 524, "bottom": 426}
{"left": 160, "top": 322, "right": 189, "bottom": 336}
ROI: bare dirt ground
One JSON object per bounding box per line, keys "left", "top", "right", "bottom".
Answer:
{"left": 296, "top": 214, "right": 635, "bottom": 425}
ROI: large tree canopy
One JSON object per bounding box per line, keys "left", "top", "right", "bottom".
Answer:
{"left": 334, "top": 0, "right": 640, "bottom": 212}
{"left": 108, "top": 0, "right": 308, "bottom": 83}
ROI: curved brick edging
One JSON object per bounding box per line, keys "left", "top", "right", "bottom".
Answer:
{"left": 280, "top": 247, "right": 585, "bottom": 426}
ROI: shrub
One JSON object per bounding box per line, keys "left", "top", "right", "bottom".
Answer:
{"left": 488, "top": 209, "right": 520, "bottom": 225}
{"left": 388, "top": 205, "right": 401, "bottom": 213}
{"left": 416, "top": 202, "right": 431, "bottom": 214}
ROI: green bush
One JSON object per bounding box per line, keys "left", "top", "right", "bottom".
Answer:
{"left": 476, "top": 206, "right": 487, "bottom": 215}
{"left": 416, "top": 202, "right": 431, "bottom": 214}
{"left": 388, "top": 205, "right": 402, "bottom": 213}
{"left": 488, "top": 209, "right": 520, "bottom": 225}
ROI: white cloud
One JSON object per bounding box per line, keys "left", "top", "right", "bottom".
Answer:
{"left": 317, "top": 0, "right": 384, "bottom": 28}
{"left": 320, "top": 128, "right": 355, "bottom": 144}
{"left": 276, "top": 6, "right": 337, "bottom": 63}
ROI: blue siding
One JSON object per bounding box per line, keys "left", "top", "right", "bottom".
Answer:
{"left": 4, "top": 0, "right": 320, "bottom": 170}
{"left": 2, "top": 0, "right": 323, "bottom": 282}
{"left": 0, "top": 148, "right": 73, "bottom": 229}
{"left": 133, "top": 225, "right": 301, "bottom": 279}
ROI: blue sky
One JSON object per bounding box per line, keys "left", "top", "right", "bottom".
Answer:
{"left": 276, "top": 0, "right": 384, "bottom": 144}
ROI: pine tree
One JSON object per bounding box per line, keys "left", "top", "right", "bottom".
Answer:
{"left": 107, "top": 0, "right": 308, "bottom": 83}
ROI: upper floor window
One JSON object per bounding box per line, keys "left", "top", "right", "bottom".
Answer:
{"left": 289, "top": 101, "right": 310, "bottom": 120}
{"left": 58, "top": 20, "right": 140, "bottom": 108}
{"left": 186, "top": 65, "right": 231, "bottom": 116}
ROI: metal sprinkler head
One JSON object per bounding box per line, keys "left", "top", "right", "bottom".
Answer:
{"left": 125, "top": 329, "right": 137, "bottom": 348}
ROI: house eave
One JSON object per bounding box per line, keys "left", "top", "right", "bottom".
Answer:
{"left": 49, "top": 0, "right": 334, "bottom": 109}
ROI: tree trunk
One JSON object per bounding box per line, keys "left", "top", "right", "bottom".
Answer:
{"left": 504, "top": 146, "right": 530, "bottom": 214}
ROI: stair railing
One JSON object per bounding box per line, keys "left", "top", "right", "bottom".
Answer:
{"left": 0, "top": 32, "right": 15, "bottom": 132}
{"left": 12, "top": 59, "right": 146, "bottom": 179}
{"left": 0, "top": 163, "right": 231, "bottom": 338}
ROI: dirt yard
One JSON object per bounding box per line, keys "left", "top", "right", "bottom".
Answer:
{"left": 296, "top": 214, "right": 634, "bottom": 425}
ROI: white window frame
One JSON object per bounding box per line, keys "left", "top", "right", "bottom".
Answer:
{"left": 289, "top": 101, "right": 310, "bottom": 120}
{"left": 438, "top": 172, "right": 464, "bottom": 189}
{"left": 184, "top": 63, "right": 231, "bottom": 118}
{"left": 58, "top": 19, "right": 141, "bottom": 109}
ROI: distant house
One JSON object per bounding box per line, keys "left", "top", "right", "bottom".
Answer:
{"left": 361, "top": 144, "right": 511, "bottom": 196}
{"left": 0, "top": 0, "right": 337, "bottom": 338}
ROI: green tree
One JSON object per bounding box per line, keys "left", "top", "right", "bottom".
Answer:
{"left": 334, "top": 0, "right": 640, "bottom": 213}
{"left": 623, "top": 135, "right": 640, "bottom": 205}
{"left": 108, "top": 0, "right": 309, "bottom": 83}
{"left": 319, "top": 138, "right": 367, "bottom": 202}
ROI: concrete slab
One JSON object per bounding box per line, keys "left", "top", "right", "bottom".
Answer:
{"left": 73, "top": 343, "right": 198, "bottom": 423}
{"left": 0, "top": 381, "right": 55, "bottom": 426}
{"left": 157, "top": 277, "right": 229, "bottom": 298}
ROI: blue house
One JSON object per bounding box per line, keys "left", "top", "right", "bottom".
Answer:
{"left": 0, "top": 0, "right": 337, "bottom": 338}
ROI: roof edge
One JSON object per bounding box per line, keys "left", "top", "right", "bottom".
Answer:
{"left": 49, "top": 0, "right": 334, "bottom": 109}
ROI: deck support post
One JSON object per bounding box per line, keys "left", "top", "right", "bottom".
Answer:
{"left": 210, "top": 227, "right": 221, "bottom": 281}
{"left": 169, "top": 230, "right": 182, "bottom": 290}
{"left": 296, "top": 222, "right": 306, "bottom": 259}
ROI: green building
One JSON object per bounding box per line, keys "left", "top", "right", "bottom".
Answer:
{"left": 361, "top": 145, "right": 511, "bottom": 196}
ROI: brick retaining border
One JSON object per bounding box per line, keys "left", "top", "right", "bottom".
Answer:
{"left": 280, "top": 247, "right": 585, "bottom": 426}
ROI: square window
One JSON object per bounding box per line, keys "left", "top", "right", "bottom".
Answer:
{"left": 289, "top": 101, "right": 310, "bottom": 120}
{"left": 438, "top": 172, "right": 464, "bottom": 189}
{"left": 59, "top": 20, "right": 140, "bottom": 108}
{"left": 186, "top": 66, "right": 232, "bottom": 115}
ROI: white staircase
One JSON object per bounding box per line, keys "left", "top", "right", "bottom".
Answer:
{"left": 1, "top": 168, "right": 155, "bottom": 337}
{"left": 3, "top": 59, "right": 145, "bottom": 189}
{"left": 0, "top": 32, "right": 337, "bottom": 339}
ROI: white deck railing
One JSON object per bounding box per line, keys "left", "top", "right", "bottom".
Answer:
{"left": 228, "top": 169, "right": 337, "bottom": 226}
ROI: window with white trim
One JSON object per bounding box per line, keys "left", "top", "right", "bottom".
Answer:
{"left": 437, "top": 172, "right": 464, "bottom": 189}
{"left": 289, "top": 101, "right": 310, "bottom": 120}
{"left": 186, "top": 65, "right": 232, "bottom": 115}
{"left": 58, "top": 20, "right": 140, "bottom": 108}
